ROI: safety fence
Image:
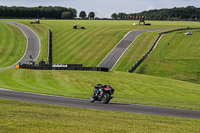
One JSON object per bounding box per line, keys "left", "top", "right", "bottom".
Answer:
{"left": 127, "top": 27, "right": 200, "bottom": 72}
{"left": 19, "top": 64, "right": 109, "bottom": 72}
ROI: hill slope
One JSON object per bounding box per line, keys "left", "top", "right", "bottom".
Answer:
{"left": 10, "top": 20, "right": 195, "bottom": 66}
{"left": 0, "top": 22, "right": 26, "bottom": 68}
{"left": 134, "top": 29, "right": 200, "bottom": 84}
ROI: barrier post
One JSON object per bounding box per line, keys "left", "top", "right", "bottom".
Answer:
{"left": 47, "top": 29, "right": 52, "bottom": 65}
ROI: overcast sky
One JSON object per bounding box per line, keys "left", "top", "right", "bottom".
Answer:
{"left": 0, "top": 0, "right": 200, "bottom": 18}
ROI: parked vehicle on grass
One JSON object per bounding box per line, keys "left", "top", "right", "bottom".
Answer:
{"left": 185, "top": 32, "right": 192, "bottom": 35}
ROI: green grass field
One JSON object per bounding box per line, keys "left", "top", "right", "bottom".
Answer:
{"left": 0, "top": 20, "right": 200, "bottom": 110}
{"left": 0, "top": 68, "right": 200, "bottom": 110}
{"left": 1, "top": 20, "right": 200, "bottom": 132}
{"left": 0, "top": 22, "right": 26, "bottom": 67}
{"left": 133, "top": 29, "right": 200, "bottom": 84}
{"left": 1, "top": 98, "right": 200, "bottom": 133}
{"left": 8, "top": 20, "right": 198, "bottom": 66}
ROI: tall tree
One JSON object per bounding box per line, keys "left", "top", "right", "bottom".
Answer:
{"left": 79, "top": 11, "right": 87, "bottom": 18}
{"left": 68, "top": 7, "right": 77, "bottom": 18}
{"left": 61, "top": 12, "right": 72, "bottom": 19}
{"left": 88, "top": 12, "right": 95, "bottom": 19}
{"left": 118, "top": 12, "right": 126, "bottom": 20}
{"left": 111, "top": 13, "right": 118, "bottom": 19}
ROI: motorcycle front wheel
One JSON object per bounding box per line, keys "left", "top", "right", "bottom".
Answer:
{"left": 90, "top": 95, "right": 95, "bottom": 103}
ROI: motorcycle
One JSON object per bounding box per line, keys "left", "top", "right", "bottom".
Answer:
{"left": 90, "top": 84, "right": 114, "bottom": 104}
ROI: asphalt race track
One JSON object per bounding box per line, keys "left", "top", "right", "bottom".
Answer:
{"left": 0, "top": 88, "right": 200, "bottom": 119}
{"left": 97, "top": 29, "right": 161, "bottom": 70}
{"left": 1, "top": 21, "right": 40, "bottom": 68}
{"left": 0, "top": 22, "right": 199, "bottom": 119}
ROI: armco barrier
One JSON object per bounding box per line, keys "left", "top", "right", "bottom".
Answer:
{"left": 128, "top": 28, "right": 200, "bottom": 72}
{"left": 19, "top": 64, "right": 52, "bottom": 70}
{"left": 52, "top": 66, "right": 108, "bottom": 72}
{"left": 19, "top": 64, "right": 109, "bottom": 72}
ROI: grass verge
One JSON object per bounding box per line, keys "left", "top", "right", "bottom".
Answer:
{"left": 0, "top": 98, "right": 200, "bottom": 133}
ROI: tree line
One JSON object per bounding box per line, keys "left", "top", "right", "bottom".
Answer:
{"left": 111, "top": 6, "right": 200, "bottom": 21}
{"left": 79, "top": 11, "right": 96, "bottom": 19}
{"left": 0, "top": 6, "right": 77, "bottom": 19}
{"left": 0, "top": 6, "right": 97, "bottom": 20}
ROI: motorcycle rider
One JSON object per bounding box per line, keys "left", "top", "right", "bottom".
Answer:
{"left": 91, "top": 83, "right": 114, "bottom": 103}
{"left": 94, "top": 83, "right": 113, "bottom": 97}
{"left": 100, "top": 84, "right": 112, "bottom": 97}
{"left": 94, "top": 83, "right": 103, "bottom": 95}
{"left": 104, "top": 84, "right": 112, "bottom": 90}
{"left": 96, "top": 83, "right": 103, "bottom": 88}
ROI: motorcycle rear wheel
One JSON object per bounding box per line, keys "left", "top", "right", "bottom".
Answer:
{"left": 102, "top": 93, "right": 110, "bottom": 104}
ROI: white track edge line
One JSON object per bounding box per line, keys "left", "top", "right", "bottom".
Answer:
{"left": 0, "top": 21, "right": 41, "bottom": 68}
{"left": 111, "top": 29, "right": 163, "bottom": 70}
{"left": 110, "top": 34, "right": 141, "bottom": 70}
{"left": 97, "top": 30, "right": 134, "bottom": 67}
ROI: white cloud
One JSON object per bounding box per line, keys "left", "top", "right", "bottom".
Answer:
{"left": 147, "top": 5, "right": 155, "bottom": 11}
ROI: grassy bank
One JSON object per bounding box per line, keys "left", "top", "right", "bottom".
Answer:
{"left": 0, "top": 22, "right": 26, "bottom": 67}
{"left": 0, "top": 98, "right": 200, "bottom": 133}
{"left": 113, "top": 31, "right": 161, "bottom": 71}
{"left": 134, "top": 29, "right": 200, "bottom": 84}
{"left": 0, "top": 68, "right": 200, "bottom": 110}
